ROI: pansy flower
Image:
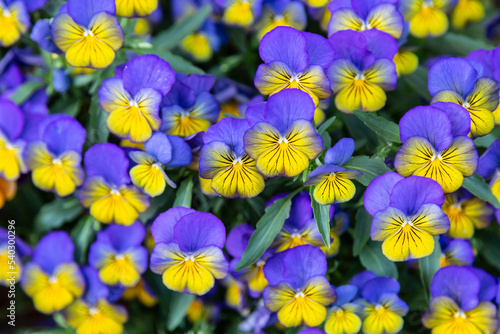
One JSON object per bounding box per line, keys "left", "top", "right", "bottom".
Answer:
{"left": 89, "top": 222, "right": 148, "bottom": 287}
{"left": 65, "top": 267, "right": 128, "bottom": 334}
{"left": 269, "top": 192, "right": 324, "bottom": 251}
{"left": 129, "top": 132, "right": 192, "bottom": 197}
{"left": 244, "top": 89, "right": 324, "bottom": 178}
{"left": 200, "top": 117, "right": 265, "bottom": 199}
{"left": 161, "top": 74, "right": 220, "bottom": 137}
{"left": 217, "top": 0, "right": 263, "bottom": 27}
{"left": 26, "top": 115, "right": 86, "bottom": 197}
{"left": 254, "top": 26, "right": 334, "bottom": 106}
{"left": 428, "top": 58, "right": 499, "bottom": 137}
{"left": 99, "top": 55, "right": 175, "bottom": 143}
{"left": 422, "top": 266, "right": 498, "bottom": 333}
{"left": 78, "top": 143, "right": 150, "bottom": 226}
{"left": 224, "top": 276, "right": 248, "bottom": 314}
{"left": 477, "top": 140, "right": 500, "bottom": 204}
{"left": 255, "top": 0, "right": 307, "bottom": 40}
{"left": 305, "top": 138, "right": 362, "bottom": 204}
{"left": 0, "top": 99, "right": 27, "bottom": 181}
{"left": 354, "top": 275, "right": 409, "bottom": 334}
{"left": 451, "top": 0, "right": 484, "bottom": 29}
{"left": 442, "top": 191, "right": 493, "bottom": 239}
{"left": 365, "top": 173, "right": 450, "bottom": 261}
{"left": 438, "top": 236, "right": 474, "bottom": 267}
{"left": 122, "top": 279, "right": 158, "bottom": 307}
{"left": 327, "top": 0, "right": 404, "bottom": 39}
{"left": 263, "top": 245, "right": 337, "bottom": 327}
{"left": 238, "top": 301, "right": 273, "bottom": 333}
{"left": 393, "top": 23, "right": 419, "bottom": 76}
{"left": 227, "top": 224, "right": 271, "bottom": 297}
{"left": 0, "top": 227, "right": 30, "bottom": 286}
{"left": 21, "top": 232, "right": 85, "bottom": 314}
{"left": 51, "top": 0, "right": 124, "bottom": 69}
{"left": 213, "top": 77, "right": 263, "bottom": 120}
{"left": 327, "top": 30, "right": 398, "bottom": 113}
{"left": 394, "top": 103, "right": 478, "bottom": 193}
{"left": 398, "top": 0, "right": 456, "bottom": 38}
{"left": 181, "top": 19, "right": 222, "bottom": 62}
{"left": 0, "top": 0, "right": 30, "bottom": 47}
{"left": 324, "top": 285, "right": 362, "bottom": 334}
{"left": 115, "top": 0, "right": 158, "bottom": 17}
{"left": 150, "top": 207, "right": 228, "bottom": 295}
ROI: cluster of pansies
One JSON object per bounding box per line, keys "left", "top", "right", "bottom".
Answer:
{"left": 2, "top": 0, "right": 500, "bottom": 333}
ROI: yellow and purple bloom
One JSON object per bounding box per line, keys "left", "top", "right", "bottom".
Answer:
{"left": 115, "top": 0, "right": 158, "bottom": 17}
{"left": 129, "top": 132, "right": 192, "bottom": 197}
{"left": 365, "top": 173, "right": 450, "bottom": 261}
{"left": 200, "top": 117, "right": 265, "bottom": 198}
{"left": 21, "top": 232, "right": 85, "bottom": 314}
{"left": 305, "top": 138, "right": 362, "bottom": 205}
{"left": 238, "top": 301, "right": 273, "bottom": 333}
{"left": 243, "top": 89, "right": 323, "bottom": 178}
{"left": 395, "top": 103, "right": 478, "bottom": 193}
{"left": 26, "top": 115, "right": 86, "bottom": 197}
{"left": 398, "top": 0, "right": 456, "bottom": 38}
{"left": 324, "top": 285, "right": 362, "bottom": 334}
{"left": 121, "top": 278, "right": 158, "bottom": 307}
{"left": 255, "top": 0, "right": 307, "bottom": 40}
{"left": 0, "top": 227, "right": 30, "bottom": 286}
{"left": 0, "top": 98, "right": 27, "bottom": 181}
{"left": 478, "top": 140, "right": 500, "bottom": 207}
{"left": 77, "top": 143, "right": 150, "bottom": 226}
{"left": 428, "top": 58, "right": 499, "bottom": 137}
{"left": 89, "top": 222, "right": 148, "bottom": 287}
{"left": 327, "top": 30, "right": 398, "bottom": 113}
{"left": 51, "top": 0, "right": 124, "bottom": 69}
{"left": 150, "top": 207, "right": 228, "bottom": 295}
{"left": 422, "top": 266, "right": 498, "bottom": 333}
{"left": 254, "top": 26, "right": 334, "bottom": 106}
{"left": 227, "top": 224, "right": 271, "bottom": 298}
{"left": 181, "top": 19, "right": 222, "bottom": 62}
{"left": 269, "top": 192, "right": 325, "bottom": 251}
{"left": 393, "top": 23, "right": 419, "bottom": 76}
{"left": 451, "top": 0, "right": 484, "bottom": 29}
{"left": 351, "top": 272, "right": 409, "bottom": 334}
{"left": 64, "top": 267, "right": 128, "bottom": 334}
{"left": 0, "top": 0, "right": 30, "bottom": 47}
{"left": 99, "top": 55, "right": 175, "bottom": 143}
{"left": 161, "top": 74, "right": 220, "bottom": 137}
{"left": 442, "top": 191, "right": 493, "bottom": 239}
{"left": 327, "top": 0, "right": 404, "bottom": 39}
{"left": 263, "top": 245, "right": 337, "bottom": 327}
{"left": 217, "top": 0, "right": 263, "bottom": 27}
{"left": 438, "top": 236, "right": 475, "bottom": 267}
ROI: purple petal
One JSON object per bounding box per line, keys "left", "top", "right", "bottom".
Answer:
{"left": 150, "top": 207, "right": 196, "bottom": 244}
{"left": 82, "top": 266, "right": 109, "bottom": 305}
{"left": 492, "top": 46, "right": 500, "bottom": 82}
{"left": 179, "top": 74, "right": 216, "bottom": 95}
{"left": 266, "top": 89, "right": 316, "bottom": 132}
{"left": 97, "top": 221, "right": 146, "bottom": 252}
{"left": 334, "top": 284, "right": 358, "bottom": 306}
{"left": 477, "top": 140, "right": 500, "bottom": 179}
{"left": 325, "top": 138, "right": 355, "bottom": 166}
{"left": 203, "top": 117, "right": 250, "bottom": 156}
{"left": 283, "top": 191, "right": 314, "bottom": 231}
{"left": 68, "top": 0, "right": 116, "bottom": 27}
{"left": 166, "top": 135, "right": 192, "bottom": 167}
{"left": 122, "top": 55, "right": 175, "bottom": 96}
{"left": 303, "top": 32, "right": 335, "bottom": 69}
{"left": 173, "top": 212, "right": 226, "bottom": 252}
{"left": 39, "top": 114, "right": 86, "bottom": 155}
{"left": 245, "top": 102, "right": 267, "bottom": 127}
{"left": 226, "top": 224, "right": 254, "bottom": 258}
{"left": 363, "top": 29, "right": 399, "bottom": 60}
{"left": 32, "top": 232, "right": 75, "bottom": 275}
{"left": 428, "top": 58, "right": 479, "bottom": 97}
{"left": 389, "top": 176, "right": 445, "bottom": 216}
{"left": 468, "top": 267, "right": 498, "bottom": 302}
{"left": 282, "top": 245, "right": 327, "bottom": 289}
{"left": 362, "top": 276, "right": 400, "bottom": 303}
{"left": 162, "top": 81, "right": 195, "bottom": 109}
{"left": 467, "top": 49, "right": 494, "bottom": 80}
{"left": 328, "top": 30, "right": 374, "bottom": 70}
{"left": 352, "top": 0, "right": 397, "bottom": 17}
{"left": 442, "top": 238, "right": 474, "bottom": 266}
{"left": 431, "top": 102, "right": 471, "bottom": 137}
{"left": 364, "top": 172, "right": 404, "bottom": 216}
{"left": 398, "top": 105, "right": 453, "bottom": 151}
{"left": 259, "top": 26, "right": 309, "bottom": 73}
{"left": 0, "top": 98, "right": 24, "bottom": 140}
{"left": 84, "top": 143, "right": 130, "bottom": 186}
{"left": 144, "top": 132, "right": 172, "bottom": 164}
{"left": 349, "top": 270, "right": 377, "bottom": 292}
{"left": 306, "top": 165, "right": 346, "bottom": 180}
{"left": 263, "top": 251, "right": 286, "bottom": 286}
{"left": 297, "top": 329, "right": 326, "bottom": 334}
{"left": 30, "top": 19, "right": 62, "bottom": 54}
{"left": 431, "top": 266, "right": 480, "bottom": 311}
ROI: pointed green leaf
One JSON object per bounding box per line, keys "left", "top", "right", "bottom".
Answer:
{"left": 360, "top": 241, "right": 398, "bottom": 279}
{"left": 310, "top": 188, "right": 331, "bottom": 248}
{"left": 318, "top": 116, "right": 336, "bottom": 135}
{"left": 419, "top": 236, "right": 441, "bottom": 300}
{"left": 462, "top": 173, "right": 500, "bottom": 208}
{"left": 352, "top": 207, "right": 372, "bottom": 256}
{"left": 167, "top": 293, "right": 196, "bottom": 331}
{"left": 343, "top": 156, "right": 393, "bottom": 186}
{"left": 173, "top": 177, "right": 194, "bottom": 208}
{"left": 352, "top": 110, "right": 401, "bottom": 143}
{"left": 9, "top": 81, "right": 44, "bottom": 105}
{"left": 35, "top": 196, "right": 83, "bottom": 233}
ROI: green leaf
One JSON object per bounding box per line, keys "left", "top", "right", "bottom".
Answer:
{"left": 352, "top": 110, "right": 401, "bottom": 143}
{"left": 310, "top": 189, "right": 331, "bottom": 248}
{"left": 360, "top": 241, "right": 398, "bottom": 279}
{"left": 474, "top": 134, "right": 496, "bottom": 148}
{"left": 85, "top": 97, "right": 109, "bottom": 148}
{"left": 403, "top": 66, "right": 432, "bottom": 101}
{"left": 235, "top": 193, "right": 294, "bottom": 270}
{"left": 153, "top": 5, "right": 212, "bottom": 50}
{"left": 318, "top": 116, "right": 336, "bottom": 135}
{"left": 419, "top": 236, "right": 441, "bottom": 301}
{"left": 167, "top": 293, "right": 196, "bottom": 331}
{"left": 427, "top": 33, "right": 494, "bottom": 56}
{"left": 475, "top": 229, "right": 500, "bottom": 271}
{"left": 9, "top": 81, "right": 44, "bottom": 105}
{"left": 462, "top": 173, "right": 500, "bottom": 208}
{"left": 173, "top": 177, "right": 194, "bottom": 208}
{"left": 34, "top": 196, "right": 83, "bottom": 233}
{"left": 71, "top": 216, "right": 99, "bottom": 264}
{"left": 352, "top": 207, "right": 372, "bottom": 256}
{"left": 145, "top": 50, "right": 204, "bottom": 74}
{"left": 343, "top": 156, "right": 393, "bottom": 186}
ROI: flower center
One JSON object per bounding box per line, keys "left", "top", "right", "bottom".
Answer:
{"left": 184, "top": 255, "right": 195, "bottom": 262}
{"left": 49, "top": 276, "right": 59, "bottom": 284}
{"left": 52, "top": 158, "right": 62, "bottom": 165}
{"left": 89, "top": 307, "right": 99, "bottom": 315}
{"left": 110, "top": 188, "right": 121, "bottom": 196}
{"left": 360, "top": 22, "right": 372, "bottom": 31}
{"left": 129, "top": 100, "right": 139, "bottom": 108}
{"left": 462, "top": 101, "right": 471, "bottom": 109}
{"left": 83, "top": 29, "right": 94, "bottom": 37}
{"left": 295, "top": 291, "right": 305, "bottom": 299}
{"left": 115, "top": 254, "right": 125, "bottom": 260}
{"left": 455, "top": 310, "right": 466, "bottom": 319}
{"left": 278, "top": 137, "right": 288, "bottom": 144}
